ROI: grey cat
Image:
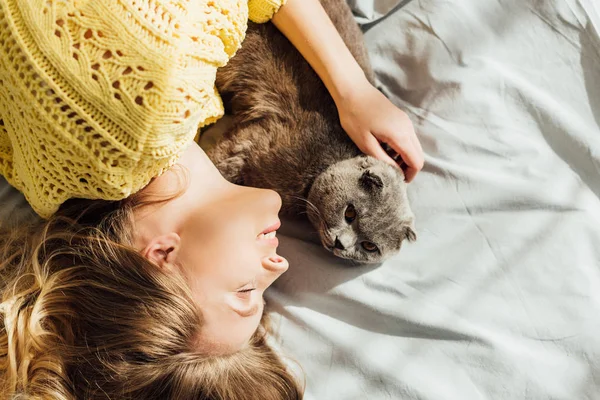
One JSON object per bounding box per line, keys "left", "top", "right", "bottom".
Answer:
{"left": 207, "top": 0, "right": 416, "bottom": 263}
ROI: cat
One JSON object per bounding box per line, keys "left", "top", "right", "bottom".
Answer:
{"left": 206, "top": 0, "right": 416, "bottom": 264}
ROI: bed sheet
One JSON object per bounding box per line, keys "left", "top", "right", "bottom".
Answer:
{"left": 265, "top": 1, "right": 600, "bottom": 399}
{"left": 0, "top": 176, "right": 36, "bottom": 226}
{"left": 1, "top": 1, "right": 600, "bottom": 399}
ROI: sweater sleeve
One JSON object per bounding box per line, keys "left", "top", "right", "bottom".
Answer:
{"left": 248, "top": 0, "right": 287, "bottom": 23}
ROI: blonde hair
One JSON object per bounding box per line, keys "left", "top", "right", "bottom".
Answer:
{"left": 0, "top": 197, "right": 303, "bottom": 399}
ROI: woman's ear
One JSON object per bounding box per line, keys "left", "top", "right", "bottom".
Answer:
{"left": 142, "top": 232, "right": 181, "bottom": 271}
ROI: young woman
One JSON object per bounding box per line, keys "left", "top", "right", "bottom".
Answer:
{"left": 0, "top": 0, "right": 423, "bottom": 397}
{"left": 0, "top": 145, "right": 303, "bottom": 399}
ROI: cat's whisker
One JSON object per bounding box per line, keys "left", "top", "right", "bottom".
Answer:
{"left": 299, "top": 199, "right": 321, "bottom": 217}
{"left": 283, "top": 194, "right": 322, "bottom": 219}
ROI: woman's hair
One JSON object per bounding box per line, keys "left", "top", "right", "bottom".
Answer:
{"left": 0, "top": 194, "right": 303, "bottom": 399}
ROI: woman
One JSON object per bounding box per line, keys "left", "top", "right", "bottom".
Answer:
{"left": 0, "top": 0, "right": 423, "bottom": 397}
{"left": 0, "top": 145, "right": 302, "bottom": 398}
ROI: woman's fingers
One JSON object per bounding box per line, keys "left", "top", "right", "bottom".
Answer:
{"left": 362, "top": 134, "right": 398, "bottom": 167}
{"left": 384, "top": 134, "right": 424, "bottom": 182}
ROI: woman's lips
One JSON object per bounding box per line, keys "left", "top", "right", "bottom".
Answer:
{"left": 260, "top": 220, "right": 281, "bottom": 235}
{"left": 258, "top": 221, "right": 281, "bottom": 247}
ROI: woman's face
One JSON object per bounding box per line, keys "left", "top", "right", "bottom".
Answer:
{"left": 133, "top": 142, "right": 288, "bottom": 353}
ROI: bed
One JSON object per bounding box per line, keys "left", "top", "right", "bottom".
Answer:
{"left": 266, "top": 0, "right": 600, "bottom": 398}
{"left": 2, "top": 0, "right": 600, "bottom": 398}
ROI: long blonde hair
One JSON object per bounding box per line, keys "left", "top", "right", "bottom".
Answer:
{"left": 0, "top": 196, "right": 303, "bottom": 399}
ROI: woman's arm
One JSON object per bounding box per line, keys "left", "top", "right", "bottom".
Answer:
{"left": 272, "top": 0, "right": 424, "bottom": 182}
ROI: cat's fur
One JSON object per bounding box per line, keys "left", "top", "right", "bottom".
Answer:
{"left": 207, "top": 0, "right": 415, "bottom": 263}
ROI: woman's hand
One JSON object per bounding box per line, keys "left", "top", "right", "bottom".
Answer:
{"left": 336, "top": 80, "right": 424, "bottom": 182}
{"left": 272, "top": 0, "right": 424, "bottom": 182}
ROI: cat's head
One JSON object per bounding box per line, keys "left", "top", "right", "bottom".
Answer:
{"left": 306, "top": 155, "right": 416, "bottom": 263}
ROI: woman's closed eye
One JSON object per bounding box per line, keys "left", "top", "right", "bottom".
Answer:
{"left": 233, "top": 285, "right": 261, "bottom": 317}
{"left": 236, "top": 286, "right": 256, "bottom": 299}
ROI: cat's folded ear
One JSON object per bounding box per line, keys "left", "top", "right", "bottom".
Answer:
{"left": 403, "top": 221, "right": 417, "bottom": 242}
{"left": 359, "top": 155, "right": 382, "bottom": 170}
{"left": 359, "top": 170, "right": 384, "bottom": 194}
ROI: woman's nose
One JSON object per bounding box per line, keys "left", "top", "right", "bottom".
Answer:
{"left": 237, "top": 186, "right": 282, "bottom": 213}
{"left": 260, "top": 188, "right": 282, "bottom": 213}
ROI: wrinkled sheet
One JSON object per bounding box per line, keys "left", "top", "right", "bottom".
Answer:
{"left": 266, "top": 1, "right": 600, "bottom": 399}
{"left": 2, "top": 1, "right": 600, "bottom": 399}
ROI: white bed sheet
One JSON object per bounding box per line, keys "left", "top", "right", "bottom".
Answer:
{"left": 1, "top": 1, "right": 599, "bottom": 399}
{"left": 266, "top": 1, "right": 600, "bottom": 399}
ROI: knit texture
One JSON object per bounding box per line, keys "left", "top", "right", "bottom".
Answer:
{"left": 248, "top": 0, "right": 285, "bottom": 23}
{"left": 0, "top": 0, "right": 285, "bottom": 218}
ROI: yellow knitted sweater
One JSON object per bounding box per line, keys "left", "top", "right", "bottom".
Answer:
{"left": 0, "top": 0, "right": 285, "bottom": 218}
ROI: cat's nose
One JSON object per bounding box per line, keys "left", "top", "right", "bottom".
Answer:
{"left": 334, "top": 237, "right": 345, "bottom": 250}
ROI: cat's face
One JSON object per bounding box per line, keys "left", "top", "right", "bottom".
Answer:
{"left": 306, "top": 156, "right": 416, "bottom": 264}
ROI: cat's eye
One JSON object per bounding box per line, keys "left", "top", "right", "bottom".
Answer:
{"left": 344, "top": 204, "right": 356, "bottom": 223}
{"left": 361, "top": 241, "right": 378, "bottom": 253}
